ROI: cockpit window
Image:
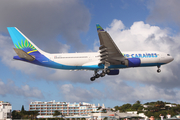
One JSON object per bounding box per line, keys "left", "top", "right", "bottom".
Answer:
{"left": 167, "top": 54, "right": 170, "bottom": 56}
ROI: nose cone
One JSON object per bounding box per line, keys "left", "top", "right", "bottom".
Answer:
{"left": 167, "top": 56, "right": 174, "bottom": 63}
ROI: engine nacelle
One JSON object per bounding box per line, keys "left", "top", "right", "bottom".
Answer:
{"left": 107, "top": 70, "right": 119, "bottom": 75}
{"left": 127, "top": 58, "right": 141, "bottom": 67}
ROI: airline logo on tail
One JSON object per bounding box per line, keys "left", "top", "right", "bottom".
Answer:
{"left": 7, "top": 27, "right": 38, "bottom": 54}
{"left": 96, "top": 24, "right": 104, "bottom": 31}
{"left": 14, "top": 39, "right": 37, "bottom": 54}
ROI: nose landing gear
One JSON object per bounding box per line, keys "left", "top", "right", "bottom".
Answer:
{"left": 157, "top": 66, "right": 161, "bottom": 73}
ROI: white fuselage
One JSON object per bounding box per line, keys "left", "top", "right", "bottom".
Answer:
{"left": 41, "top": 51, "right": 173, "bottom": 70}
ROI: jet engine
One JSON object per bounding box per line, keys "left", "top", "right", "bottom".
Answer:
{"left": 126, "top": 58, "right": 141, "bottom": 67}
{"left": 107, "top": 69, "right": 119, "bottom": 75}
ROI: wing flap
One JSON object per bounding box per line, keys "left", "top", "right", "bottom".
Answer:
{"left": 13, "top": 48, "right": 35, "bottom": 61}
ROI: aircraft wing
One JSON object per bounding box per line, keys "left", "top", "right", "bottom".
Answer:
{"left": 96, "top": 24, "right": 126, "bottom": 65}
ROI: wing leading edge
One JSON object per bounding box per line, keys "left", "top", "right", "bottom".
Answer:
{"left": 96, "top": 24, "right": 126, "bottom": 65}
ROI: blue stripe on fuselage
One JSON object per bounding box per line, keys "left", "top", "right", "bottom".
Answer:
{"left": 13, "top": 55, "right": 166, "bottom": 70}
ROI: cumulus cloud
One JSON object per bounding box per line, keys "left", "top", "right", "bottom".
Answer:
{"left": 2, "top": 17, "right": 180, "bottom": 104}
{"left": 0, "top": 0, "right": 90, "bottom": 52}
{"left": 105, "top": 79, "right": 180, "bottom": 103}
{"left": 102, "top": 19, "right": 179, "bottom": 88}
{"left": 106, "top": 19, "right": 170, "bottom": 52}
{"left": 59, "top": 84, "right": 103, "bottom": 102}
{"left": 0, "top": 79, "right": 44, "bottom": 98}
{"left": 91, "top": 19, "right": 180, "bottom": 103}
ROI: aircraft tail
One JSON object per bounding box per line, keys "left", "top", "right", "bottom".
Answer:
{"left": 7, "top": 27, "right": 44, "bottom": 61}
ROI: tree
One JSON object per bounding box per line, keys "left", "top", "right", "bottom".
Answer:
{"left": 104, "top": 117, "right": 108, "bottom": 120}
{"left": 132, "top": 104, "right": 141, "bottom": 111}
{"left": 12, "top": 110, "right": 21, "bottom": 119}
{"left": 29, "top": 111, "right": 39, "bottom": 119}
{"left": 101, "top": 109, "right": 107, "bottom": 113}
{"left": 155, "top": 101, "right": 165, "bottom": 108}
{"left": 119, "top": 103, "right": 132, "bottom": 112}
{"left": 114, "top": 106, "right": 120, "bottom": 111}
{"left": 20, "top": 105, "right": 26, "bottom": 119}
{"left": 135, "top": 100, "right": 141, "bottom": 104}
{"left": 97, "top": 106, "right": 102, "bottom": 110}
{"left": 53, "top": 110, "right": 61, "bottom": 117}
{"left": 21, "top": 105, "right": 25, "bottom": 112}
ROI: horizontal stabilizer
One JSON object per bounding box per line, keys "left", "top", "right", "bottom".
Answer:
{"left": 13, "top": 48, "right": 35, "bottom": 61}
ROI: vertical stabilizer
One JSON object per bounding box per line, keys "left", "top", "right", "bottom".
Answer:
{"left": 7, "top": 27, "right": 44, "bottom": 55}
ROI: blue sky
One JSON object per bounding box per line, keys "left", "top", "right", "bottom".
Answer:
{"left": 0, "top": 0, "right": 180, "bottom": 110}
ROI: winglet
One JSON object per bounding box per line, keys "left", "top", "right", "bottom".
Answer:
{"left": 96, "top": 24, "right": 104, "bottom": 32}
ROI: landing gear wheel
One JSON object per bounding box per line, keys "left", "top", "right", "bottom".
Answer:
{"left": 90, "top": 77, "right": 95, "bottom": 81}
{"left": 157, "top": 69, "right": 161, "bottom": 73}
{"left": 95, "top": 74, "right": 100, "bottom": 78}
{"left": 100, "top": 72, "right": 106, "bottom": 77}
{"left": 105, "top": 69, "right": 110, "bottom": 74}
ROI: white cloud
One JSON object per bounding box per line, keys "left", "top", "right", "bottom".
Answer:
{"left": 106, "top": 19, "right": 170, "bottom": 52}
{"left": 46, "top": 70, "right": 93, "bottom": 83}
{"left": 0, "top": 79, "right": 44, "bottom": 98}
{"left": 103, "top": 19, "right": 179, "bottom": 88}
{"left": 104, "top": 79, "right": 180, "bottom": 103}
{"left": 1, "top": 16, "right": 180, "bottom": 104}
{"left": 92, "top": 19, "right": 180, "bottom": 103}
{"left": 59, "top": 84, "right": 103, "bottom": 102}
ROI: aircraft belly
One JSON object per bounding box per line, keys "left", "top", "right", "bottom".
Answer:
{"left": 140, "top": 58, "right": 159, "bottom": 64}
{"left": 140, "top": 57, "right": 165, "bottom": 67}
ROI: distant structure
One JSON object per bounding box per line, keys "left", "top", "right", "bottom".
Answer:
{"left": 0, "top": 101, "right": 12, "bottom": 120}
{"left": 29, "top": 100, "right": 103, "bottom": 116}
{"left": 165, "top": 104, "right": 176, "bottom": 107}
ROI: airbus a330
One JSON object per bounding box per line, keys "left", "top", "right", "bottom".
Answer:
{"left": 7, "top": 24, "right": 174, "bottom": 81}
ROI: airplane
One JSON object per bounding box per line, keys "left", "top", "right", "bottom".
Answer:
{"left": 7, "top": 24, "right": 174, "bottom": 81}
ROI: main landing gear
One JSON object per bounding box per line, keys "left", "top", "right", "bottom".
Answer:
{"left": 90, "top": 62, "right": 110, "bottom": 81}
{"left": 90, "top": 69, "right": 110, "bottom": 81}
{"left": 157, "top": 66, "right": 161, "bottom": 73}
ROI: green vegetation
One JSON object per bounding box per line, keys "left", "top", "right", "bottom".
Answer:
{"left": 12, "top": 105, "right": 39, "bottom": 119}
{"left": 38, "top": 118, "right": 65, "bottom": 120}
{"left": 113, "top": 101, "right": 143, "bottom": 112}
{"left": 12, "top": 109, "right": 39, "bottom": 119}
{"left": 53, "top": 110, "right": 61, "bottom": 117}
{"left": 104, "top": 117, "right": 108, "bottom": 120}
{"left": 113, "top": 100, "right": 180, "bottom": 118}
{"left": 12, "top": 101, "right": 180, "bottom": 119}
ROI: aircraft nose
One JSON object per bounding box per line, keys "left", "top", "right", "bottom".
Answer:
{"left": 168, "top": 56, "right": 174, "bottom": 63}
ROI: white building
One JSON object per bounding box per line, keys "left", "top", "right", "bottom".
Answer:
{"left": 30, "top": 100, "right": 104, "bottom": 117}
{"left": 0, "top": 101, "right": 12, "bottom": 120}
{"left": 165, "top": 104, "right": 177, "bottom": 107}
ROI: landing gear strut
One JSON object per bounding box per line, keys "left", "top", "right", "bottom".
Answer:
{"left": 90, "top": 68, "right": 110, "bottom": 81}
{"left": 90, "top": 70, "right": 100, "bottom": 81}
{"left": 90, "top": 62, "right": 111, "bottom": 81}
{"left": 157, "top": 66, "right": 161, "bottom": 73}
